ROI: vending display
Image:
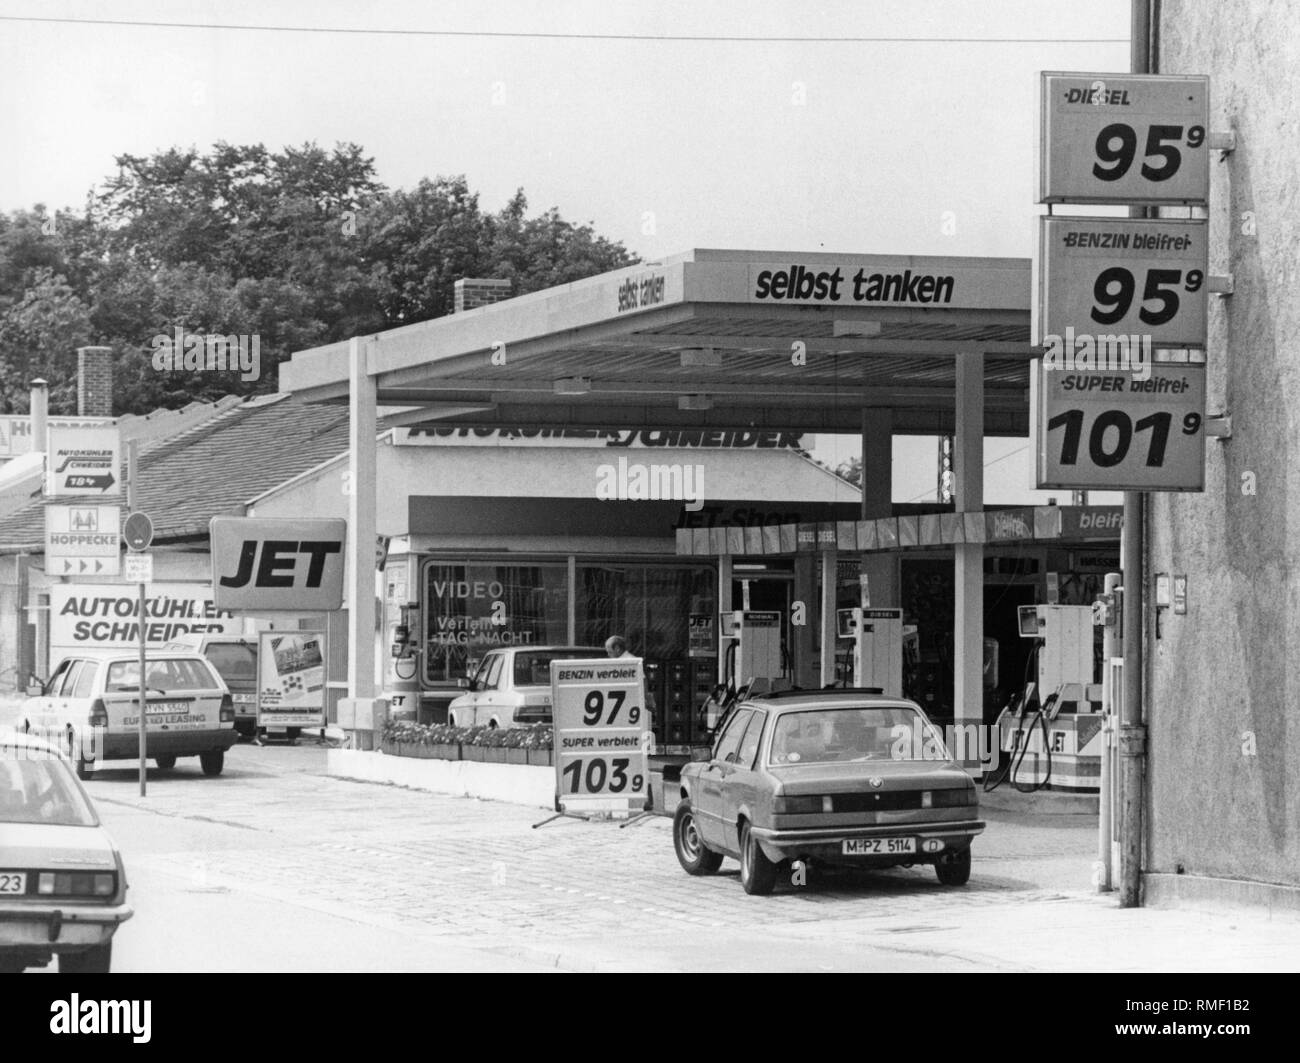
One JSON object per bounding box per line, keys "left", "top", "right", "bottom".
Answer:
{"left": 645, "top": 658, "right": 718, "bottom": 752}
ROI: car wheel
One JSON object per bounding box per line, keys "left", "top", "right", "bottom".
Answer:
{"left": 199, "top": 751, "right": 224, "bottom": 777}
{"left": 154, "top": 755, "right": 177, "bottom": 770}
{"left": 935, "top": 848, "right": 972, "bottom": 886}
{"left": 739, "top": 820, "right": 778, "bottom": 895}
{"left": 673, "top": 801, "right": 723, "bottom": 875}
{"left": 60, "top": 941, "right": 111, "bottom": 974}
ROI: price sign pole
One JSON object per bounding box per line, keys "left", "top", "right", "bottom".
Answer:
{"left": 123, "top": 441, "right": 155, "bottom": 797}
{"left": 534, "top": 657, "right": 651, "bottom": 829}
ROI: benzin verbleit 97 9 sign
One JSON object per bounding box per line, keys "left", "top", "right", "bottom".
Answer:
{"left": 550, "top": 657, "right": 650, "bottom": 811}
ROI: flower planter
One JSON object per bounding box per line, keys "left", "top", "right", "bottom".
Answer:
{"left": 461, "top": 745, "right": 484, "bottom": 763}
{"left": 431, "top": 742, "right": 460, "bottom": 761}
{"left": 485, "top": 747, "right": 508, "bottom": 764}
{"left": 505, "top": 747, "right": 529, "bottom": 766}
{"left": 526, "top": 748, "right": 553, "bottom": 768}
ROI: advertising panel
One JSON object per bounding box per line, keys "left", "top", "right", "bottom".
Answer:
{"left": 257, "top": 631, "right": 327, "bottom": 728}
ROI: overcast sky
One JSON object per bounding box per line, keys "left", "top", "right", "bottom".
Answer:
{"left": 0, "top": 0, "right": 1131, "bottom": 505}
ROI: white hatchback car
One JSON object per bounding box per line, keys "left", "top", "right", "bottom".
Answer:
{"left": 447, "top": 646, "right": 607, "bottom": 728}
{"left": 0, "top": 729, "right": 133, "bottom": 973}
{"left": 22, "top": 652, "right": 239, "bottom": 777}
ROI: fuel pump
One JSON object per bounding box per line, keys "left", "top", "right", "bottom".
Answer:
{"left": 989, "top": 604, "right": 1097, "bottom": 792}
{"left": 701, "top": 609, "right": 786, "bottom": 738}
{"left": 840, "top": 607, "right": 903, "bottom": 696}
{"left": 385, "top": 603, "right": 421, "bottom": 721}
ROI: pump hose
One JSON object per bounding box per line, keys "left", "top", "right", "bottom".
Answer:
{"left": 1010, "top": 702, "right": 1054, "bottom": 793}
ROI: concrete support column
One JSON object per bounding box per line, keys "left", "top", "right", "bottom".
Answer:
{"left": 954, "top": 353, "right": 985, "bottom": 762}
{"left": 717, "top": 554, "right": 732, "bottom": 672}
{"left": 860, "top": 408, "right": 897, "bottom": 607}
{"left": 792, "top": 553, "right": 816, "bottom": 688}
{"left": 344, "top": 337, "right": 382, "bottom": 749}
{"left": 819, "top": 548, "right": 838, "bottom": 687}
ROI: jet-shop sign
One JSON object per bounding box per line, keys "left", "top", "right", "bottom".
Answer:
{"left": 210, "top": 517, "right": 346, "bottom": 612}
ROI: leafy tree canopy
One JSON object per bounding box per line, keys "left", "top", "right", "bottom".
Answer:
{"left": 0, "top": 143, "right": 637, "bottom": 414}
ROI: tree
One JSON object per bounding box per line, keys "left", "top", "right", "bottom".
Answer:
{"left": 0, "top": 270, "right": 92, "bottom": 412}
{"left": 1, "top": 143, "right": 638, "bottom": 414}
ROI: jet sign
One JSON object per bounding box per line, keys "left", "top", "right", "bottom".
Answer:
{"left": 210, "top": 517, "right": 346, "bottom": 611}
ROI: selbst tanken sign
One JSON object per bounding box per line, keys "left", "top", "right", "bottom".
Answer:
{"left": 210, "top": 517, "right": 347, "bottom": 612}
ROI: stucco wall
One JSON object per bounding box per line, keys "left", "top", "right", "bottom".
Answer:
{"left": 1147, "top": 2, "right": 1300, "bottom": 887}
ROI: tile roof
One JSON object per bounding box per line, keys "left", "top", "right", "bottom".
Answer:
{"left": 0, "top": 393, "right": 354, "bottom": 551}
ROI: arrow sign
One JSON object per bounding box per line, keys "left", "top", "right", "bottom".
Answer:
{"left": 64, "top": 472, "right": 116, "bottom": 492}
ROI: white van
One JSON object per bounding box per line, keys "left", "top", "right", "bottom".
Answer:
{"left": 21, "top": 652, "right": 239, "bottom": 778}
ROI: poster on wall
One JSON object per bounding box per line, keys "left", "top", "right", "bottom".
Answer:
{"left": 257, "top": 630, "right": 327, "bottom": 728}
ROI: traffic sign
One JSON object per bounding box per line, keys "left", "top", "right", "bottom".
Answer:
{"left": 123, "top": 511, "right": 154, "bottom": 551}
{"left": 45, "top": 426, "right": 121, "bottom": 497}
{"left": 550, "top": 657, "right": 649, "bottom": 810}
{"left": 123, "top": 552, "right": 153, "bottom": 584}
{"left": 1037, "top": 217, "right": 1208, "bottom": 349}
{"left": 1039, "top": 72, "right": 1210, "bottom": 205}
{"left": 1032, "top": 358, "right": 1206, "bottom": 491}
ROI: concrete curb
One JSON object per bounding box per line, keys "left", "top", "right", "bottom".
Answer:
{"left": 326, "top": 749, "right": 555, "bottom": 807}
{"left": 1144, "top": 872, "right": 1300, "bottom": 920}
{"left": 979, "top": 787, "right": 1099, "bottom": 816}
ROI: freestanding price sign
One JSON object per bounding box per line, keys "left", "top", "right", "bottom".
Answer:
{"left": 548, "top": 657, "right": 650, "bottom": 818}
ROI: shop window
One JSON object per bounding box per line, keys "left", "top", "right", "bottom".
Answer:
{"left": 575, "top": 563, "right": 713, "bottom": 660}
{"left": 422, "top": 562, "right": 568, "bottom": 685}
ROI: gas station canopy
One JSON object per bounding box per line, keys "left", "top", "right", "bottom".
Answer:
{"left": 279, "top": 248, "right": 1033, "bottom": 434}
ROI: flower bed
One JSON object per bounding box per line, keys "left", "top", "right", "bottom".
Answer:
{"left": 381, "top": 720, "right": 552, "bottom": 766}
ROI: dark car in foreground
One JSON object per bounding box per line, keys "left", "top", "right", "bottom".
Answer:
{"left": 0, "top": 730, "right": 133, "bottom": 972}
{"left": 673, "top": 689, "right": 984, "bottom": 894}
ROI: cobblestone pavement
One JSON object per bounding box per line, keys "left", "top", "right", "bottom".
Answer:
{"left": 46, "top": 740, "right": 1300, "bottom": 972}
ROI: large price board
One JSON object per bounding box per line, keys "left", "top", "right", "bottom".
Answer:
{"left": 1033, "top": 360, "right": 1206, "bottom": 491}
{"left": 551, "top": 657, "right": 650, "bottom": 810}
{"left": 1039, "top": 72, "right": 1210, "bottom": 204}
{"left": 1038, "top": 217, "right": 1208, "bottom": 349}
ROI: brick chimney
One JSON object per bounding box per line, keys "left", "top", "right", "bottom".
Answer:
{"left": 453, "top": 278, "right": 512, "bottom": 314}
{"left": 77, "top": 346, "right": 114, "bottom": 417}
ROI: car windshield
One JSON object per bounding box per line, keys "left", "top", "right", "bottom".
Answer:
{"left": 513, "top": 650, "right": 603, "bottom": 687}
{"left": 0, "top": 751, "right": 97, "bottom": 827}
{"left": 105, "top": 658, "right": 217, "bottom": 692}
{"left": 768, "top": 705, "right": 947, "bottom": 765}
{"left": 203, "top": 642, "right": 257, "bottom": 682}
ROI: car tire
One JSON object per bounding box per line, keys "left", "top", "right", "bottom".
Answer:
{"left": 60, "top": 941, "right": 111, "bottom": 974}
{"left": 739, "top": 820, "right": 778, "bottom": 896}
{"left": 935, "top": 848, "right": 972, "bottom": 886}
{"left": 199, "top": 751, "right": 224, "bottom": 777}
{"left": 673, "top": 801, "right": 723, "bottom": 875}
{"left": 154, "top": 755, "right": 177, "bottom": 770}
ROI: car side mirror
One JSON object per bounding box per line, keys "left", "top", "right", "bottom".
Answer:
{"left": 26, "top": 681, "right": 44, "bottom": 697}
{"left": 457, "top": 677, "right": 471, "bottom": 690}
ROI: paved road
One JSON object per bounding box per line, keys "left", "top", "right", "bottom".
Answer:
{"left": 17, "top": 738, "right": 1290, "bottom": 973}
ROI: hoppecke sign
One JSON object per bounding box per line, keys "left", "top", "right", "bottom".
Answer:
{"left": 210, "top": 517, "right": 346, "bottom": 612}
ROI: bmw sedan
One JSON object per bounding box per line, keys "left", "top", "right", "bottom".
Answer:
{"left": 673, "top": 689, "right": 984, "bottom": 895}
{"left": 0, "top": 730, "right": 133, "bottom": 972}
